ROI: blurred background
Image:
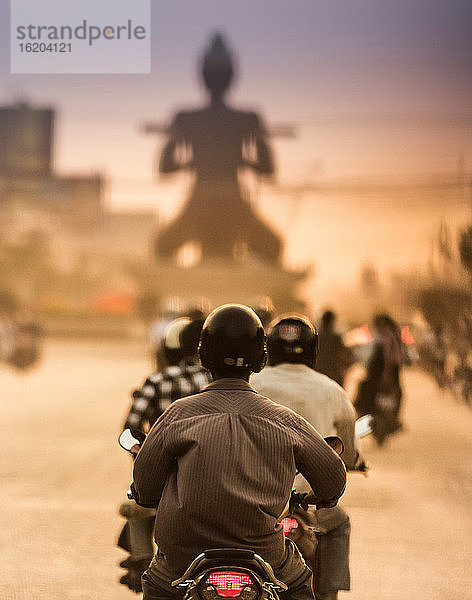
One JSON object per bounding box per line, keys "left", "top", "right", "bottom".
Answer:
{"left": 1, "top": 0, "right": 471, "bottom": 330}
{"left": 1, "top": 1, "right": 472, "bottom": 599}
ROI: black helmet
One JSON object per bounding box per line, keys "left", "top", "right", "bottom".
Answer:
{"left": 267, "top": 314, "right": 319, "bottom": 368}
{"left": 199, "top": 304, "right": 267, "bottom": 373}
{"left": 179, "top": 318, "right": 205, "bottom": 358}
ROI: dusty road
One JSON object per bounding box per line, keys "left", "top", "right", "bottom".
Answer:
{"left": 1, "top": 339, "right": 471, "bottom": 600}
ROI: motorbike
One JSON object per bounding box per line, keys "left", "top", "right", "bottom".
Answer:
{"left": 279, "top": 415, "right": 373, "bottom": 588}
{"left": 118, "top": 428, "right": 346, "bottom": 600}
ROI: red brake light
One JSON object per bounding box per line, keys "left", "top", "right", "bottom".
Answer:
{"left": 281, "top": 517, "right": 299, "bottom": 534}
{"left": 204, "top": 571, "right": 255, "bottom": 598}
{"left": 401, "top": 325, "right": 415, "bottom": 345}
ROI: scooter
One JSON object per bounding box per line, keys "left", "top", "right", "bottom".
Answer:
{"left": 118, "top": 428, "right": 346, "bottom": 600}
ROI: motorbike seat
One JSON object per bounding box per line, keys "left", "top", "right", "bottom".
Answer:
{"left": 172, "top": 548, "right": 287, "bottom": 590}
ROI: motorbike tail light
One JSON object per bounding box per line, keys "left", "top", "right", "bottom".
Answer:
{"left": 401, "top": 325, "right": 415, "bottom": 345}
{"left": 280, "top": 517, "right": 299, "bottom": 534}
{"left": 202, "top": 571, "right": 256, "bottom": 598}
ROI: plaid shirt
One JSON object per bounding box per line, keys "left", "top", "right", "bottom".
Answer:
{"left": 124, "top": 359, "right": 212, "bottom": 432}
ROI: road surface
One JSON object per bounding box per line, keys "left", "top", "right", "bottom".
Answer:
{"left": 1, "top": 339, "right": 471, "bottom": 600}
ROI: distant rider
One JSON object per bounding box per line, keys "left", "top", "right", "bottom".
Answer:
{"left": 251, "top": 314, "right": 366, "bottom": 600}
{"left": 354, "top": 313, "right": 405, "bottom": 445}
{"left": 316, "top": 310, "right": 354, "bottom": 387}
{"left": 132, "top": 304, "right": 347, "bottom": 600}
{"left": 118, "top": 316, "right": 211, "bottom": 591}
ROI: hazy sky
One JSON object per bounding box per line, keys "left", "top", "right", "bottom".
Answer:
{"left": 1, "top": 0, "right": 471, "bottom": 296}
{"left": 1, "top": 0, "right": 471, "bottom": 209}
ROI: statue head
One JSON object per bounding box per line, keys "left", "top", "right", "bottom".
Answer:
{"left": 201, "top": 33, "right": 235, "bottom": 98}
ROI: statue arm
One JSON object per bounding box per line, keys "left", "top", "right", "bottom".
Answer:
{"left": 243, "top": 114, "right": 274, "bottom": 176}
{"left": 159, "top": 137, "right": 181, "bottom": 174}
{"left": 158, "top": 114, "right": 193, "bottom": 175}
{"left": 252, "top": 132, "right": 274, "bottom": 175}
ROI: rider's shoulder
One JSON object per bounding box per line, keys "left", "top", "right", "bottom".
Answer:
{"left": 314, "top": 371, "right": 350, "bottom": 399}
{"left": 253, "top": 389, "right": 309, "bottom": 424}
{"left": 169, "top": 108, "right": 202, "bottom": 129}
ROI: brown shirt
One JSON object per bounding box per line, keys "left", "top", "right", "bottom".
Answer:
{"left": 133, "top": 378, "right": 346, "bottom": 572}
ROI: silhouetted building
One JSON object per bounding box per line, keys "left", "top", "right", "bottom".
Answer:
{"left": 0, "top": 101, "right": 102, "bottom": 224}
{"left": 0, "top": 101, "right": 158, "bottom": 322}
{"left": 0, "top": 102, "right": 54, "bottom": 177}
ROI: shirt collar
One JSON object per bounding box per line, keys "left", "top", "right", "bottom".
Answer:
{"left": 203, "top": 378, "right": 256, "bottom": 392}
{"left": 271, "top": 362, "right": 311, "bottom": 371}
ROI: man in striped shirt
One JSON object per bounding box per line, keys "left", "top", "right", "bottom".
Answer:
{"left": 118, "top": 317, "right": 211, "bottom": 591}
{"left": 133, "top": 305, "right": 347, "bottom": 600}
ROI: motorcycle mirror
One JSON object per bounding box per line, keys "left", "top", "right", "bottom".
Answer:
{"left": 119, "top": 428, "right": 146, "bottom": 452}
{"left": 355, "top": 414, "right": 374, "bottom": 438}
{"left": 324, "top": 436, "right": 344, "bottom": 455}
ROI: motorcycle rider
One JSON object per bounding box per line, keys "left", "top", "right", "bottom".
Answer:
{"left": 118, "top": 316, "right": 212, "bottom": 591}
{"left": 354, "top": 312, "right": 405, "bottom": 445}
{"left": 251, "top": 314, "right": 366, "bottom": 600}
{"left": 132, "top": 304, "right": 347, "bottom": 600}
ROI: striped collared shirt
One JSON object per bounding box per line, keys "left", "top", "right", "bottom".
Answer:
{"left": 133, "top": 378, "right": 346, "bottom": 572}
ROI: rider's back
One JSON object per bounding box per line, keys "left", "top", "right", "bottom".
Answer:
{"left": 133, "top": 378, "right": 346, "bottom": 572}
